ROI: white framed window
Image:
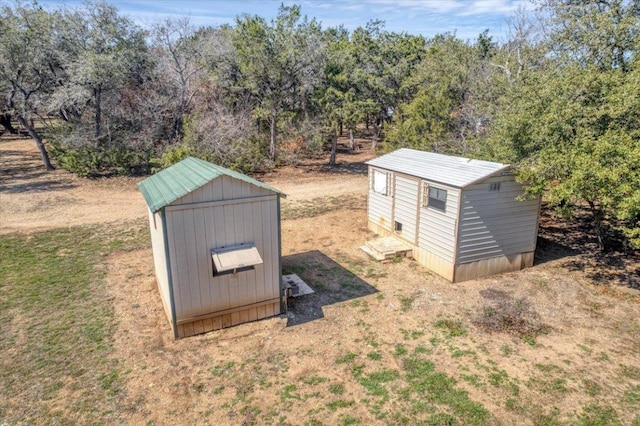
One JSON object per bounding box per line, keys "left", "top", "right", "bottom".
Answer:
{"left": 372, "top": 170, "right": 390, "bottom": 196}
{"left": 428, "top": 186, "right": 447, "bottom": 212}
{"left": 489, "top": 182, "right": 501, "bottom": 191}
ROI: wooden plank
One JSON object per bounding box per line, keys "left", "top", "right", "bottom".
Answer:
{"left": 182, "top": 209, "right": 202, "bottom": 315}
{"left": 183, "top": 322, "right": 194, "bottom": 337}
{"left": 167, "top": 211, "right": 187, "bottom": 319}
{"left": 221, "top": 314, "right": 232, "bottom": 328}
{"left": 214, "top": 205, "right": 231, "bottom": 310}
{"left": 262, "top": 200, "right": 276, "bottom": 299}
{"left": 231, "top": 312, "right": 241, "bottom": 326}
{"left": 176, "top": 298, "right": 280, "bottom": 325}
{"left": 192, "top": 319, "right": 204, "bottom": 335}
{"left": 202, "top": 206, "right": 217, "bottom": 310}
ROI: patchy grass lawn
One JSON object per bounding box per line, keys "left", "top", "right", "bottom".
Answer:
{"left": 3, "top": 211, "right": 640, "bottom": 425}
{"left": 0, "top": 221, "right": 148, "bottom": 424}
{"left": 3, "top": 210, "right": 640, "bottom": 425}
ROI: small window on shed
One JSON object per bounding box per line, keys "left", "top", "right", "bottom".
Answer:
{"left": 428, "top": 186, "right": 447, "bottom": 212}
{"left": 489, "top": 182, "right": 501, "bottom": 192}
{"left": 372, "top": 170, "right": 389, "bottom": 196}
{"left": 211, "top": 245, "right": 263, "bottom": 276}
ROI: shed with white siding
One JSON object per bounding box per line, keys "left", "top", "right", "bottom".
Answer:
{"left": 366, "top": 148, "right": 540, "bottom": 282}
{"left": 138, "top": 157, "right": 285, "bottom": 338}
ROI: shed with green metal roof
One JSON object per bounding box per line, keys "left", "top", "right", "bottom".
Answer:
{"left": 138, "top": 157, "right": 286, "bottom": 338}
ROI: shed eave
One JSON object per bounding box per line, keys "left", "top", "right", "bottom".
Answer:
{"left": 458, "top": 164, "right": 513, "bottom": 188}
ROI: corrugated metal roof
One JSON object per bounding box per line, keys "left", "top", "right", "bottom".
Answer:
{"left": 365, "top": 148, "right": 510, "bottom": 188}
{"left": 138, "top": 157, "right": 284, "bottom": 212}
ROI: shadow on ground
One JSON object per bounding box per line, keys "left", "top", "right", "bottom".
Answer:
{"left": 535, "top": 203, "right": 640, "bottom": 290}
{"left": 0, "top": 149, "right": 75, "bottom": 193}
{"left": 282, "top": 250, "right": 378, "bottom": 326}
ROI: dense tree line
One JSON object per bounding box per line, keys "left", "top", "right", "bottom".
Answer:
{"left": 1, "top": 0, "right": 638, "bottom": 250}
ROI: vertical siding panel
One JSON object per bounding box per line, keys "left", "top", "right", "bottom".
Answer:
{"left": 269, "top": 199, "right": 279, "bottom": 303}
{"left": 392, "top": 175, "right": 418, "bottom": 243}
{"left": 193, "top": 207, "right": 211, "bottom": 312}
{"left": 262, "top": 200, "right": 276, "bottom": 300}
{"left": 418, "top": 184, "right": 459, "bottom": 263}
{"left": 235, "top": 202, "right": 249, "bottom": 323}
{"left": 148, "top": 209, "right": 171, "bottom": 321}
{"left": 181, "top": 209, "right": 201, "bottom": 316}
{"left": 203, "top": 206, "right": 217, "bottom": 310}
{"left": 245, "top": 203, "right": 258, "bottom": 322}
{"left": 213, "top": 205, "right": 231, "bottom": 310}
{"left": 166, "top": 212, "right": 184, "bottom": 319}
{"left": 254, "top": 200, "right": 267, "bottom": 320}
{"left": 367, "top": 167, "right": 393, "bottom": 232}
{"left": 191, "top": 185, "right": 204, "bottom": 203}
{"left": 181, "top": 192, "right": 193, "bottom": 204}
{"left": 211, "top": 178, "right": 223, "bottom": 201}
{"left": 223, "top": 203, "right": 239, "bottom": 323}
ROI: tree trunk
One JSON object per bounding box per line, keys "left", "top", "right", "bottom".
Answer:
{"left": 349, "top": 128, "right": 356, "bottom": 151}
{"left": 18, "top": 115, "right": 54, "bottom": 171}
{"left": 0, "top": 113, "right": 18, "bottom": 134}
{"left": 329, "top": 132, "right": 337, "bottom": 165}
{"left": 269, "top": 114, "right": 277, "bottom": 162}
{"left": 339, "top": 120, "right": 343, "bottom": 136}
{"left": 95, "top": 85, "right": 102, "bottom": 140}
{"left": 588, "top": 201, "right": 606, "bottom": 251}
{"left": 371, "top": 117, "right": 382, "bottom": 150}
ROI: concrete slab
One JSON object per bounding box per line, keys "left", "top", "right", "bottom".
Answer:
{"left": 283, "top": 274, "right": 314, "bottom": 297}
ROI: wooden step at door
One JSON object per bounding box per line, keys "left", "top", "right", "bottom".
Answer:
{"left": 361, "top": 236, "right": 413, "bottom": 261}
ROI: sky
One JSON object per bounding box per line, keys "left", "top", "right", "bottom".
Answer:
{"left": 37, "top": 0, "right": 534, "bottom": 42}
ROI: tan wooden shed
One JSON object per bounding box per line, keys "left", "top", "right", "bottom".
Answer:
{"left": 366, "top": 149, "right": 540, "bottom": 282}
{"left": 138, "top": 157, "right": 285, "bottom": 338}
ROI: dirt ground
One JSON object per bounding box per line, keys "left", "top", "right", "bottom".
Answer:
{"left": 3, "top": 137, "right": 640, "bottom": 425}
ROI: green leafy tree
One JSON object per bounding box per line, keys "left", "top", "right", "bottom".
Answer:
{"left": 385, "top": 34, "right": 475, "bottom": 153}
{"left": 233, "top": 5, "right": 325, "bottom": 163}
{"left": 538, "top": 0, "right": 639, "bottom": 71}
{"left": 489, "top": 64, "right": 640, "bottom": 250}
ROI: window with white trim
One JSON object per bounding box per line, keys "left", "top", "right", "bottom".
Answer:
{"left": 372, "top": 170, "right": 390, "bottom": 196}
{"left": 428, "top": 186, "right": 447, "bottom": 212}
{"left": 489, "top": 182, "right": 501, "bottom": 191}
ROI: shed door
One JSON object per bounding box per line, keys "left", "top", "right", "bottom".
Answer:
{"left": 393, "top": 175, "right": 419, "bottom": 243}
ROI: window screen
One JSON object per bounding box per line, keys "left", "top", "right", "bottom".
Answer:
{"left": 428, "top": 186, "right": 447, "bottom": 212}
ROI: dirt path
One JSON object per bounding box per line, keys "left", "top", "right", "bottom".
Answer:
{"left": 0, "top": 138, "right": 146, "bottom": 233}
{"left": 0, "top": 138, "right": 371, "bottom": 233}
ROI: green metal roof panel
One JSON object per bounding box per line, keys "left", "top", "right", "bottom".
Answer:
{"left": 138, "top": 157, "right": 284, "bottom": 212}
